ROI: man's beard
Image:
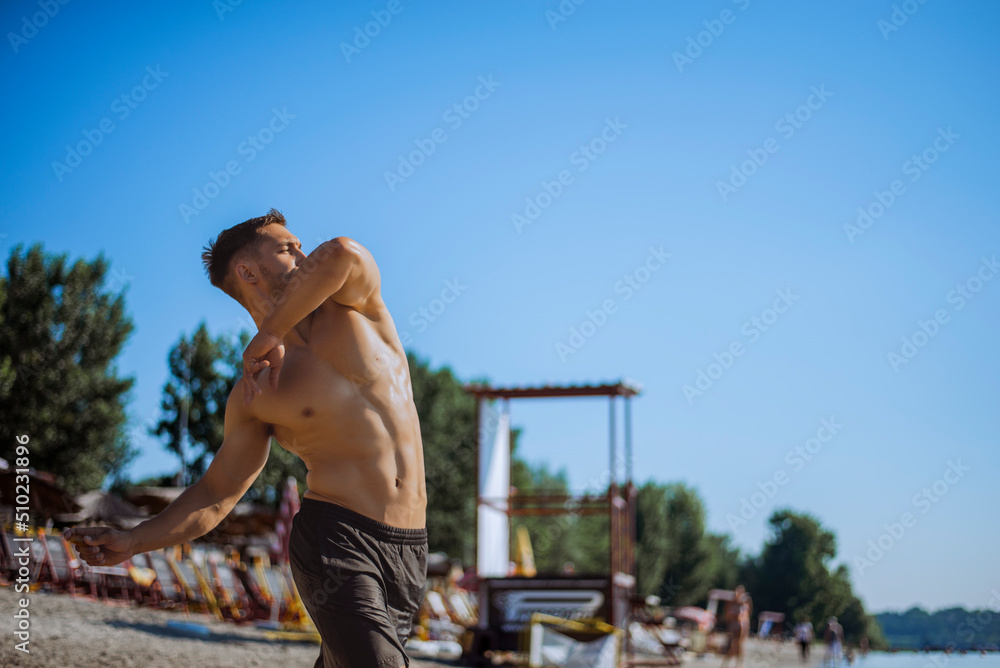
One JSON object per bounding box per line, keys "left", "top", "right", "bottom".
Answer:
{"left": 259, "top": 265, "right": 292, "bottom": 303}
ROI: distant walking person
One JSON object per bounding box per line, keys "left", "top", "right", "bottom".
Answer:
{"left": 721, "top": 585, "right": 752, "bottom": 668}
{"left": 795, "top": 617, "right": 815, "bottom": 664}
{"left": 824, "top": 616, "right": 844, "bottom": 667}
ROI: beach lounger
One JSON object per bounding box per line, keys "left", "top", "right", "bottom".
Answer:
{"left": 0, "top": 525, "right": 40, "bottom": 586}
{"left": 233, "top": 556, "right": 272, "bottom": 621}
{"left": 39, "top": 529, "right": 82, "bottom": 595}
{"left": 447, "top": 589, "right": 478, "bottom": 626}
{"left": 255, "top": 558, "right": 294, "bottom": 622}
{"left": 28, "top": 529, "right": 54, "bottom": 587}
{"left": 0, "top": 525, "right": 15, "bottom": 584}
{"left": 278, "top": 561, "right": 316, "bottom": 628}
{"left": 79, "top": 561, "right": 138, "bottom": 606}
{"left": 124, "top": 558, "right": 160, "bottom": 607}
{"left": 166, "top": 545, "right": 222, "bottom": 619}
{"left": 206, "top": 553, "right": 254, "bottom": 622}
{"left": 139, "top": 549, "right": 189, "bottom": 611}
{"left": 424, "top": 590, "right": 466, "bottom": 639}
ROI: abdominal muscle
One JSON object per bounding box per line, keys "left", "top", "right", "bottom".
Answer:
{"left": 277, "top": 431, "right": 427, "bottom": 530}
{"left": 253, "top": 318, "right": 427, "bottom": 530}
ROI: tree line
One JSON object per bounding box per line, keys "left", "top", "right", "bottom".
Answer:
{"left": 1, "top": 244, "right": 885, "bottom": 646}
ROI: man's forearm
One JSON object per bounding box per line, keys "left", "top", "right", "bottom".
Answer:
{"left": 127, "top": 481, "right": 225, "bottom": 555}
{"left": 261, "top": 240, "right": 351, "bottom": 337}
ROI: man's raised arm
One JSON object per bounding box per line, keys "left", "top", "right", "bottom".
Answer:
{"left": 66, "top": 387, "right": 271, "bottom": 566}
{"left": 242, "top": 236, "right": 380, "bottom": 400}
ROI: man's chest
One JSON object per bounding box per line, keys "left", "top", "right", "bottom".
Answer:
{"left": 250, "top": 350, "right": 359, "bottom": 431}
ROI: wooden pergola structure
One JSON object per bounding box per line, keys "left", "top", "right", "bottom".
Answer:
{"left": 464, "top": 380, "right": 642, "bottom": 646}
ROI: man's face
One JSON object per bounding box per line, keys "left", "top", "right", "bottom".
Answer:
{"left": 254, "top": 224, "right": 306, "bottom": 299}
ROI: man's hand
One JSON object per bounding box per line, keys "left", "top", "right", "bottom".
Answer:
{"left": 242, "top": 330, "right": 285, "bottom": 405}
{"left": 64, "top": 527, "right": 135, "bottom": 567}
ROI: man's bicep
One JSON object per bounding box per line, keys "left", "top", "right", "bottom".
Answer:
{"left": 202, "top": 392, "right": 271, "bottom": 506}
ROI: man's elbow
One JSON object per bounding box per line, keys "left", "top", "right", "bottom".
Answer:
{"left": 199, "top": 477, "right": 243, "bottom": 525}
{"left": 314, "top": 237, "right": 358, "bottom": 264}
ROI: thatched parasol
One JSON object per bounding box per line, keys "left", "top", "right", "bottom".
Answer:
{"left": 0, "top": 464, "right": 81, "bottom": 518}
{"left": 55, "top": 490, "right": 150, "bottom": 529}
{"left": 125, "top": 486, "right": 186, "bottom": 515}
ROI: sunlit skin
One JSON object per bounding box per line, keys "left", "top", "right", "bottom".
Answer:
{"left": 721, "top": 585, "right": 752, "bottom": 668}
{"left": 65, "top": 225, "right": 427, "bottom": 576}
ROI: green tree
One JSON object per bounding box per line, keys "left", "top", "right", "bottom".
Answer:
{"left": 742, "top": 510, "right": 836, "bottom": 620}
{"left": 248, "top": 440, "right": 308, "bottom": 506}
{"left": 744, "top": 509, "right": 883, "bottom": 644}
{"left": 153, "top": 323, "right": 246, "bottom": 485}
{"left": 634, "top": 481, "right": 721, "bottom": 604}
{"left": 150, "top": 323, "right": 306, "bottom": 505}
{"left": 635, "top": 481, "right": 672, "bottom": 596}
{"left": 874, "top": 605, "right": 997, "bottom": 650}
{"left": 408, "top": 351, "right": 479, "bottom": 563}
{"left": 0, "top": 244, "right": 136, "bottom": 494}
{"left": 701, "top": 532, "right": 743, "bottom": 593}
{"left": 507, "top": 423, "right": 615, "bottom": 576}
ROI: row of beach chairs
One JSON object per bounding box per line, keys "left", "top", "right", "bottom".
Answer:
{"left": 0, "top": 524, "right": 310, "bottom": 627}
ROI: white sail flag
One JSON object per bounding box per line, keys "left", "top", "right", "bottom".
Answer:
{"left": 477, "top": 401, "right": 510, "bottom": 577}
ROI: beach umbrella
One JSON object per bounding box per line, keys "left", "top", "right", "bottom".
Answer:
{"left": 125, "top": 486, "right": 186, "bottom": 515}
{"left": 674, "top": 606, "right": 715, "bottom": 632}
{"left": 55, "top": 490, "right": 149, "bottom": 529}
{"left": 0, "top": 466, "right": 80, "bottom": 519}
{"left": 274, "top": 477, "right": 300, "bottom": 565}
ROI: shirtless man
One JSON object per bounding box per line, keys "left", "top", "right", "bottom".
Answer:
{"left": 64, "top": 209, "right": 428, "bottom": 667}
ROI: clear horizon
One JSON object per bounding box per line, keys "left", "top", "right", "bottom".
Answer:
{"left": 2, "top": 0, "right": 997, "bottom": 614}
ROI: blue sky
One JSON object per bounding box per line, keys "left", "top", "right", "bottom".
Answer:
{"left": 2, "top": 0, "right": 998, "bottom": 613}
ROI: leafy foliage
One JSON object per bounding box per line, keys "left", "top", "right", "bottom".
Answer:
{"left": 0, "top": 244, "right": 136, "bottom": 494}
{"left": 152, "top": 322, "right": 246, "bottom": 485}
{"left": 408, "top": 351, "right": 479, "bottom": 563}
{"left": 635, "top": 481, "right": 742, "bottom": 604}
{"left": 510, "top": 455, "right": 610, "bottom": 576}
{"left": 877, "top": 606, "right": 1000, "bottom": 650}
{"left": 145, "top": 322, "right": 308, "bottom": 505}
{"left": 741, "top": 509, "right": 885, "bottom": 646}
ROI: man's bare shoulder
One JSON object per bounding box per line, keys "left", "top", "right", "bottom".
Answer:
{"left": 316, "top": 236, "right": 383, "bottom": 314}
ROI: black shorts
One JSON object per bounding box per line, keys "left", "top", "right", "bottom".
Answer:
{"left": 289, "top": 497, "right": 428, "bottom": 668}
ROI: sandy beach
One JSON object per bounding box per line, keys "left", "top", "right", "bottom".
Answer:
{"left": 0, "top": 585, "right": 450, "bottom": 667}
{"left": 1, "top": 582, "right": 851, "bottom": 667}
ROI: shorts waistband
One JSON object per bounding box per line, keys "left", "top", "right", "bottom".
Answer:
{"left": 298, "top": 497, "right": 427, "bottom": 546}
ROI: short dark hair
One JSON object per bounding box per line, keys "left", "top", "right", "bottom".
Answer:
{"left": 202, "top": 208, "right": 286, "bottom": 303}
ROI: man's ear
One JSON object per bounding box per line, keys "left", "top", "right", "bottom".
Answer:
{"left": 235, "top": 261, "right": 259, "bottom": 286}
